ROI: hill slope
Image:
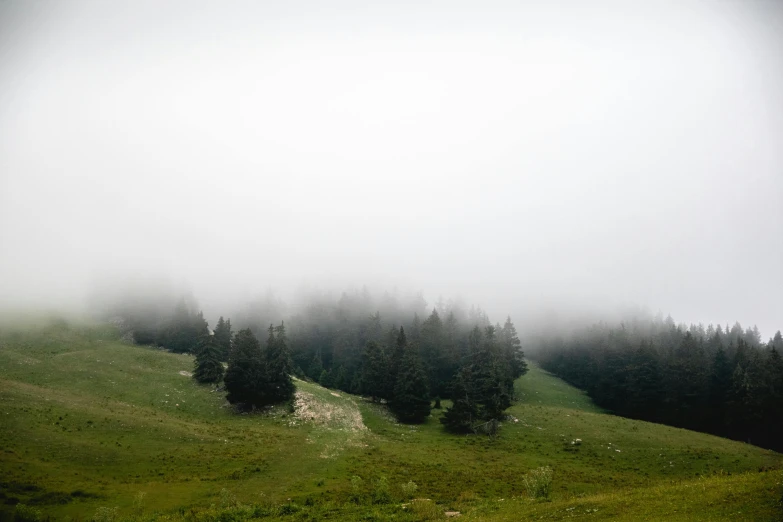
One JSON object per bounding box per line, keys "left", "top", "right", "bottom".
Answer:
{"left": 1, "top": 321, "right": 781, "bottom": 521}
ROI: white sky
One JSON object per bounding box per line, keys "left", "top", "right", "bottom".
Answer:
{"left": 1, "top": 0, "right": 781, "bottom": 336}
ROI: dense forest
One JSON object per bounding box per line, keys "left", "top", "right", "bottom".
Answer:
{"left": 106, "top": 289, "right": 528, "bottom": 432}
{"left": 530, "top": 316, "right": 783, "bottom": 451}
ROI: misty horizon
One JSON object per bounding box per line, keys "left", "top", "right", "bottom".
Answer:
{"left": 1, "top": 0, "right": 782, "bottom": 338}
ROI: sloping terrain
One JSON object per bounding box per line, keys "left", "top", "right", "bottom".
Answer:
{"left": 1, "top": 321, "right": 781, "bottom": 521}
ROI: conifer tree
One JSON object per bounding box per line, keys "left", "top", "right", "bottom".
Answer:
{"left": 471, "top": 325, "right": 512, "bottom": 422}
{"left": 441, "top": 368, "right": 478, "bottom": 433}
{"left": 193, "top": 335, "right": 225, "bottom": 384}
{"left": 319, "top": 368, "right": 334, "bottom": 388}
{"left": 265, "top": 322, "right": 295, "bottom": 403}
{"left": 708, "top": 346, "right": 733, "bottom": 430}
{"left": 224, "top": 329, "right": 268, "bottom": 409}
{"left": 213, "top": 316, "right": 232, "bottom": 361}
{"left": 388, "top": 327, "right": 407, "bottom": 391}
{"left": 499, "top": 316, "right": 528, "bottom": 383}
{"left": 391, "top": 343, "right": 431, "bottom": 423}
{"left": 307, "top": 354, "right": 324, "bottom": 381}
{"left": 360, "top": 340, "right": 388, "bottom": 401}
{"left": 421, "top": 309, "right": 446, "bottom": 397}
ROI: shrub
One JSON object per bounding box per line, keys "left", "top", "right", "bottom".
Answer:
{"left": 523, "top": 466, "right": 553, "bottom": 500}
{"left": 14, "top": 504, "right": 42, "bottom": 522}
{"left": 219, "top": 488, "right": 239, "bottom": 509}
{"left": 349, "top": 475, "right": 364, "bottom": 503}
{"left": 409, "top": 499, "right": 441, "bottom": 519}
{"left": 401, "top": 480, "right": 418, "bottom": 499}
{"left": 373, "top": 476, "right": 391, "bottom": 504}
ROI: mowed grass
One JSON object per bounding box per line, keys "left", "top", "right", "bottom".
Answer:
{"left": 1, "top": 320, "right": 782, "bottom": 521}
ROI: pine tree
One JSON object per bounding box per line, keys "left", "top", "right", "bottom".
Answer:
{"left": 420, "top": 309, "right": 445, "bottom": 397}
{"left": 360, "top": 340, "right": 388, "bottom": 401}
{"left": 440, "top": 367, "right": 478, "bottom": 433}
{"left": 499, "top": 316, "right": 528, "bottom": 383}
{"left": 625, "top": 340, "right": 664, "bottom": 421}
{"left": 319, "top": 368, "right": 334, "bottom": 388}
{"left": 213, "top": 316, "right": 233, "bottom": 362}
{"left": 391, "top": 343, "right": 431, "bottom": 423}
{"left": 224, "top": 329, "right": 268, "bottom": 409}
{"left": 265, "top": 322, "right": 295, "bottom": 404}
{"left": 388, "top": 327, "right": 407, "bottom": 393}
{"left": 193, "top": 335, "right": 225, "bottom": 384}
{"left": 708, "top": 346, "right": 733, "bottom": 431}
{"left": 333, "top": 365, "right": 347, "bottom": 390}
{"left": 471, "top": 325, "right": 512, "bottom": 422}
{"left": 307, "top": 354, "right": 324, "bottom": 381}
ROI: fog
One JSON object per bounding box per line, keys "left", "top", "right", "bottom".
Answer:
{"left": 1, "top": 1, "right": 781, "bottom": 337}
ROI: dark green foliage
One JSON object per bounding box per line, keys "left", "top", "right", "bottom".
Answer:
{"left": 307, "top": 355, "right": 323, "bottom": 382}
{"left": 420, "top": 310, "right": 446, "bottom": 397}
{"left": 535, "top": 315, "right": 783, "bottom": 451}
{"left": 264, "top": 323, "right": 295, "bottom": 404}
{"left": 213, "top": 317, "right": 232, "bottom": 362}
{"left": 333, "top": 365, "right": 347, "bottom": 390}
{"left": 359, "top": 341, "right": 389, "bottom": 401}
{"left": 391, "top": 343, "right": 431, "bottom": 423}
{"left": 470, "top": 326, "right": 512, "bottom": 421}
{"left": 441, "top": 326, "right": 512, "bottom": 433}
{"left": 388, "top": 326, "right": 407, "bottom": 390}
{"left": 193, "top": 335, "right": 225, "bottom": 384}
{"left": 499, "top": 316, "right": 528, "bottom": 387}
{"left": 160, "top": 301, "right": 210, "bottom": 354}
{"left": 319, "top": 369, "right": 333, "bottom": 388}
{"left": 224, "top": 329, "right": 268, "bottom": 409}
{"left": 440, "top": 368, "right": 478, "bottom": 433}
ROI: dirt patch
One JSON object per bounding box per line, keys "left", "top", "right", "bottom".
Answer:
{"left": 292, "top": 391, "right": 365, "bottom": 432}
{"left": 291, "top": 389, "right": 367, "bottom": 458}
{"left": 178, "top": 370, "right": 192, "bottom": 377}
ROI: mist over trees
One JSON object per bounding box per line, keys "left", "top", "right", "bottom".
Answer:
{"left": 529, "top": 315, "right": 783, "bottom": 451}
{"left": 104, "top": 286, "right": 526, "bottom": 428}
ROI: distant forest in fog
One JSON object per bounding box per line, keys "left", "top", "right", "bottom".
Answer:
{"left": 529, "top": 315, "right": 783, "bottom": 452}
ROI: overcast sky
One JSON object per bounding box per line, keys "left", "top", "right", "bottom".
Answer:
{"left": 1, "top": 0, "right": 781, "bottom": 336}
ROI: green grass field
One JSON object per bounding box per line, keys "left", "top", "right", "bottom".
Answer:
{"left": 1, "top": 320, "right": 781, "bottom": 521}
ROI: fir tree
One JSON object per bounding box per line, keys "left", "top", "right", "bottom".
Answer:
{"left": 265, "top": 322, "right": 295, "bottom": 404}
{"left": 360, "top": 340, "right": 388, "bottom": 401}
{"left": 213, "top": 316, "right": 232, "bottom": 362}
{"left": 441, "top": 368, "right": 478, "bottom": 433}
{"left": 224, "top": 329, "right": 268, "bottom": 409}
{"left": 391, "top": 343, "right": 431, "bottom": 423}
{"left": 471, "top": 325, "right": 512, "bottom": 422}
{"left": 319, "top": 368, "right": 334, "bottom": 388}
{"left": 193, "top": 334, "right": 225, "bottom": 383}
{"left": 307, "top": 354, "right": 324, "bottom": 381}
{"left": 388, "top": 327, "right": 407, "bottom": 391}
{"left": 499, "top": 316, "right": 528, "bottom": 383}
{"left": 708, "top": 346, "right": 733, "bottom": 430}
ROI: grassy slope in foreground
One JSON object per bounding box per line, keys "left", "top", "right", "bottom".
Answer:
{"left": 0, "top": 321, "right": 781, "bottom": 521}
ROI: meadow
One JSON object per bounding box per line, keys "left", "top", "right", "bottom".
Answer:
{"left": 1, "top": 320, "right": 781, "bottom": 520}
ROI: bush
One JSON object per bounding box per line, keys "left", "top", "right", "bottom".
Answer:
{"left": 523, "top": 466, "right": 553, "bottom": 500}
{"left": 14, "top": 504, "right": 42, "bottom": 522}
{"left": 349, "top": 475, "right": 364, "bottom": 503}
{"left": 373, "top": 476, "right": 391, "bottom": 504}
{"left": 401, "top": 480, "right": 418, "bottom": 499}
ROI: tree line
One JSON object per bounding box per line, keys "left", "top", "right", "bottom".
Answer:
{"left": 530, "top": 315, "right": 783, "bottom": 451}
{"left": 114, "top": 289, "right": 529, "bottom": 432}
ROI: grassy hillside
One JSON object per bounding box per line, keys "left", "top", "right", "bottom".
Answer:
{"left": 1, "top": 320, "right": 781, "bottom": 521}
